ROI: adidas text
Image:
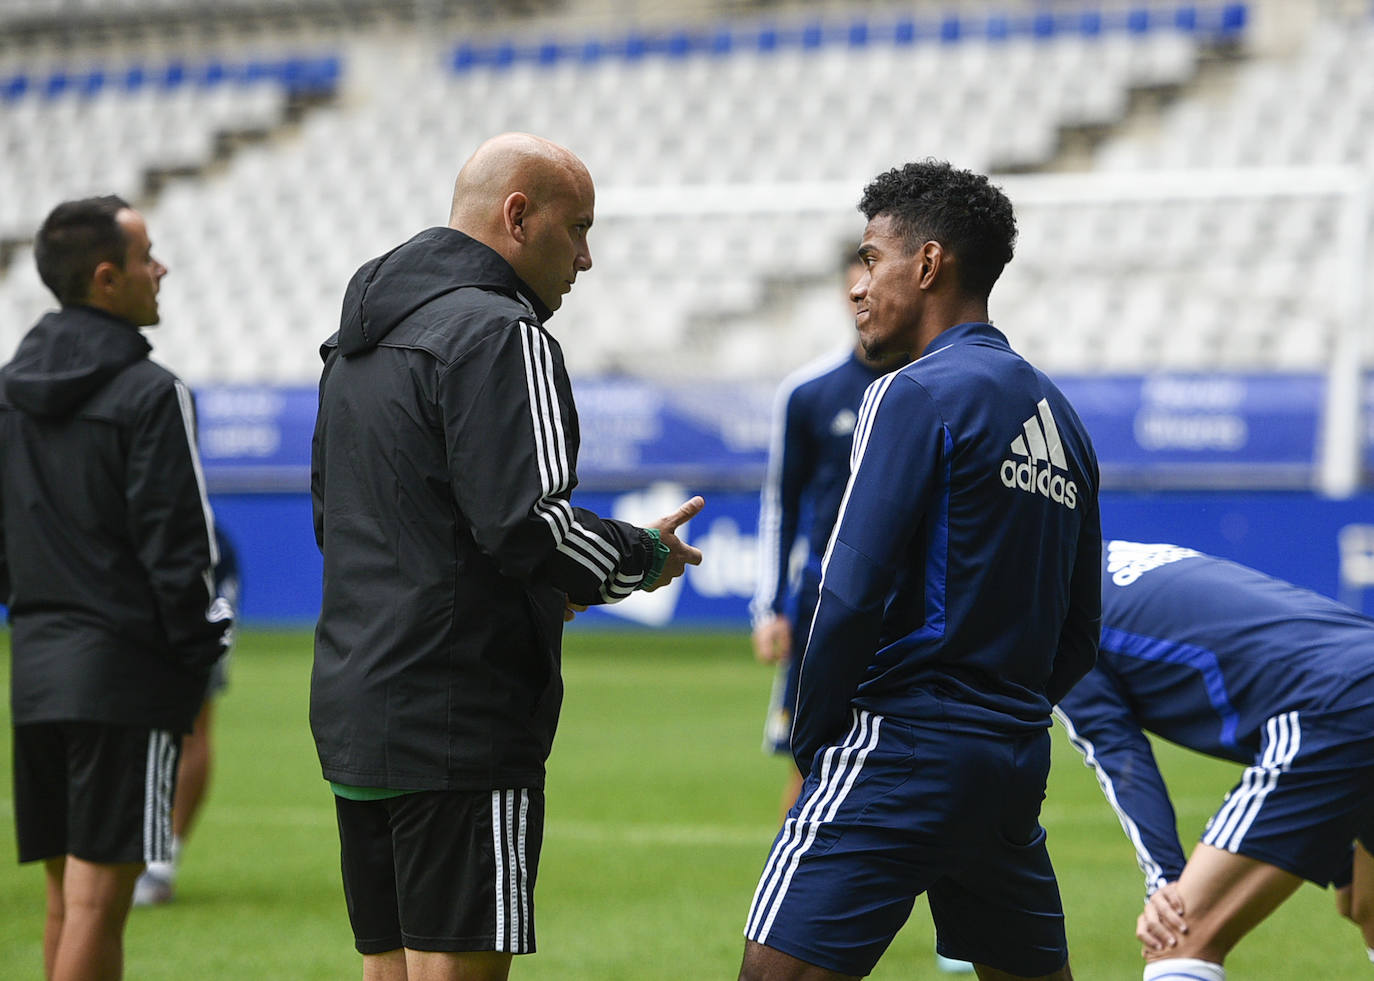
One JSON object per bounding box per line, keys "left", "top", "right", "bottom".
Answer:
{"left": 1000, "top": 459, "right": 1078, "bottom": 509}
{"left": 1002, "top": 398, "right": 1078, "bottom": 510}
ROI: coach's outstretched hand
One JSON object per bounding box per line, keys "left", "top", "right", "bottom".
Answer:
{"left": 645, "top": 496, "right": 706, "bottom": 592}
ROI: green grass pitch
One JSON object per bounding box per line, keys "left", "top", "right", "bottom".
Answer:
{"left": 0, "top": 628, "right": 1367, "bottom": 978}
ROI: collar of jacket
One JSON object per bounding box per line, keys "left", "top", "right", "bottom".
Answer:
{"left": 0, "top": 304, "right": 150, "bottom": 418}
{"left": 335, "top": 226, "right": 553, "bottom": 358}
{"left": 920, "top": 321, "right": 1009, "bottom": 359}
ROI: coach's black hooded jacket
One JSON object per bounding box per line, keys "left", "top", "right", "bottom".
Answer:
{"left": 310, "top": 227, "right": 661, "bottom": 791}
{"left": 0, "top": 305, "right": 232, "bottom": 733}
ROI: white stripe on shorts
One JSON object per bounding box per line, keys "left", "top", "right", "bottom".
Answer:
{"left": 744, "top": 710, "right": 883, "bottom": 945}
{"left": 1203, "top": 710, "right": 1301, "bottom": 853}
{"left": 491, "top": 789, "right": 532, "bottom": 953}
{"left": 517, "top": 790, "right": 531, "bottom": 951}
{"left": 142, "top": 730, "right": 176, "bottom": 863}
{"left": 491, "top": 792, "right": 506, "bottom": 950}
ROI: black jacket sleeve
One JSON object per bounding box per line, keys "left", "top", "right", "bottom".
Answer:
{"left": 0, "top": 464, "right": 9, "bottom": 603}
{"left": 440, "top": 320, "right": 656, "bottom": 604}
{"left": 310, "top": 350, "right": 335, "bottom": 550}
{"left": 125, "top": 379, "right": 234, "bottom": 671}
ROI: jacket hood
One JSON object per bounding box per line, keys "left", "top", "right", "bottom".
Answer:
{"left": 1, "top": 305, "right": 151, "bottom": 417}
{"left": 335, "top": 227, "right": 552, "bottom": 358}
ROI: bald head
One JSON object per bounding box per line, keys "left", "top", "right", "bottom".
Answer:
{"left": 449, "top": 133, "right": 588, "bottom": 228}
{"left": 448, "top": 132, "right": 595, "bottom": 314}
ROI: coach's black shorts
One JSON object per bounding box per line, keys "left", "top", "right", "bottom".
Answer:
{"left": 335, "top": 788, "right": 543, "bottom": 955}
{"left": 13, "top": 722, "right": 180, "bottom": 865}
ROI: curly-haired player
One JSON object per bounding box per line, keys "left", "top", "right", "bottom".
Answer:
{"left": 739, "top": 160, "right": 1102, "bottom": 981}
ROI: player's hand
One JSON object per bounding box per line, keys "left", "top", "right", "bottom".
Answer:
{"left": 752, "top": 615, "right": 792, "bottom": 664}
{"left": 563, "top": 600, "right": 588, "bottom": 622}
{"left": 644, "top": 496, "right": 705, "bottom": 592}
{"left": 1137, "top": 881, "right": 1187, "bottom": 955}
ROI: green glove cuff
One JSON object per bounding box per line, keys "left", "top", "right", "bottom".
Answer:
{"left": 639, "top": 528, "right": 672, "bottom": 591}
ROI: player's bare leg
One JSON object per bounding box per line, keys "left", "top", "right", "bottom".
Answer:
{"left": 48, "top": 856, "right": 142, "bottom": 981}
{"left": 43, "top": 857, "right": 65, "bottom": 980}
{"left": 972, "top": 962, "right": 1073, "bottom": 980}
{"left": 404, "top": 949, "right": 512, "bottom": 981}
{"left": 1139, "top": 843, "right": 1301, "bottom": 965}
{"left": 173, "top": 699, "right": 214, "bottom": 843}
{"left": 738, "top": 939, "right": 860, "bottom": 980}
{"left": 1338, "top": 840, "right": 1374, "bottom": 950}
{"left": 363, "top": 950, "right": 408, "bottom": 981}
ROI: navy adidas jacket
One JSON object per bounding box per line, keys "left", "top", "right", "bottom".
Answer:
{"left": 0, "top": 305, "right": 231, "bottom": 733}
{"left": 751, "top": 349, "right": 890, "bottom": 628}
{"left": 310, "top": 227, "right": 662, "bottom": 792}
{"left": 791, "top": 321, "right": 1101, "bottom": 773}
{"left": 1056, "top": 541, "right": 1374, "bottom": 893}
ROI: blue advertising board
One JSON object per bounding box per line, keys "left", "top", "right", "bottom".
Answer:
{"left": 187, "top": 372, "right": 1373, "bottom": 627}
{"left": 209, "top": 485, "right": 1374, "bottom": 626}
{"left": 196, "top": 373, "right": 1330, "bottom": 495}
{"left": 1058, "top": 374, "right": 1323, "bottom": 488}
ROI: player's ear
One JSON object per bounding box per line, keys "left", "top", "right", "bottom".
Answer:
{"left": 503, "top": 192, "right": 530, "bottom": 243}
{"left": 90, "top": 260, "right": 121, "bottom": 298}
{"left": 916, "top": 241, "right": 942, "bottom": 291}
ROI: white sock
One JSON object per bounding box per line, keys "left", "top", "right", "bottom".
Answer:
{"left": 1143, "top": 959, "right": 1225, "bottom": 981}
{"left": 1366, "top": 946, "right": 1374, "bottom": 963}
{"left": 144, "top": 858, "right": 175, "bottom": 880}
{"left": 145, "top": 836, "right": 183, "bottom": 881}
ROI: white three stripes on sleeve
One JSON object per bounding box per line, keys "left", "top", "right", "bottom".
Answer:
{"left": 519, "top": 323, "right": 572, "bottom": 534}
{"left": 1053, "top": 708, "right": 1168, "bottom": 893}
{"left": 173, "top": 381, "right": 233, "bottom": 631}
{"left": 518, "top": 322, "right": 636, "bottom": 598}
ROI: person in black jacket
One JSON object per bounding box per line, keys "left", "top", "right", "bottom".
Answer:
{"left": 310, "top": 132, "right": 704, "bottom": 981}
{"left": 0, "top": 195, "right": 233, "bottom": 981}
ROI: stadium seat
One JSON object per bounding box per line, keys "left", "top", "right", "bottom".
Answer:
{"left": 5, "top": 2, "right": 1365, "bottom": 385}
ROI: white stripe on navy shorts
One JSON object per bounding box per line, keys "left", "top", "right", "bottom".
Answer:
{"left": 745, "top": 709, "right": 883, "bottom": 944}
{"left": 1203, "top": 710, "right": 1302, "bottom": 853}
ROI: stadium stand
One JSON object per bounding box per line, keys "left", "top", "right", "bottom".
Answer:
{"left": 0, "top": 1, "right": 1366, "bottom": 386}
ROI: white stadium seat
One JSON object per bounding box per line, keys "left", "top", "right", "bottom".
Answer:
{"left": 0, "top": 4, "right": 1368, "bottom": 384}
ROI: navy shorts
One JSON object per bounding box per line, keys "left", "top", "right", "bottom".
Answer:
{"left": 744, "top": 710, "right": 1068, "bottom": 977}
{"left": 1202, "top": 707, "right": 1374, "bottom": 886}
{"left": 13, "top": 722, "right": 180, "bottom": 865}
{"left": 335, "top": 788, "right": 543, "bottom": 955}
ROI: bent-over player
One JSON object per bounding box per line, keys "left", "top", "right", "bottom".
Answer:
{"left": 1057, "top": 540, "right": 1374, "bottom": 980}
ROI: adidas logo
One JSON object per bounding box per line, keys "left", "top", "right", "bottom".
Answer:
{"left": 999, "top": 398, "right": 1079, "bottom": 510}
{"left": 1105, "top": 540, "right": 1200, "bottom": 586}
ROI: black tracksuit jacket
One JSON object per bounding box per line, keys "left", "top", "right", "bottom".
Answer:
{"left": 310, "top": 227, "right": 661, "bottom": 792}
{"left": 0, "top": 305, "right": 232, "bottom": 733}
